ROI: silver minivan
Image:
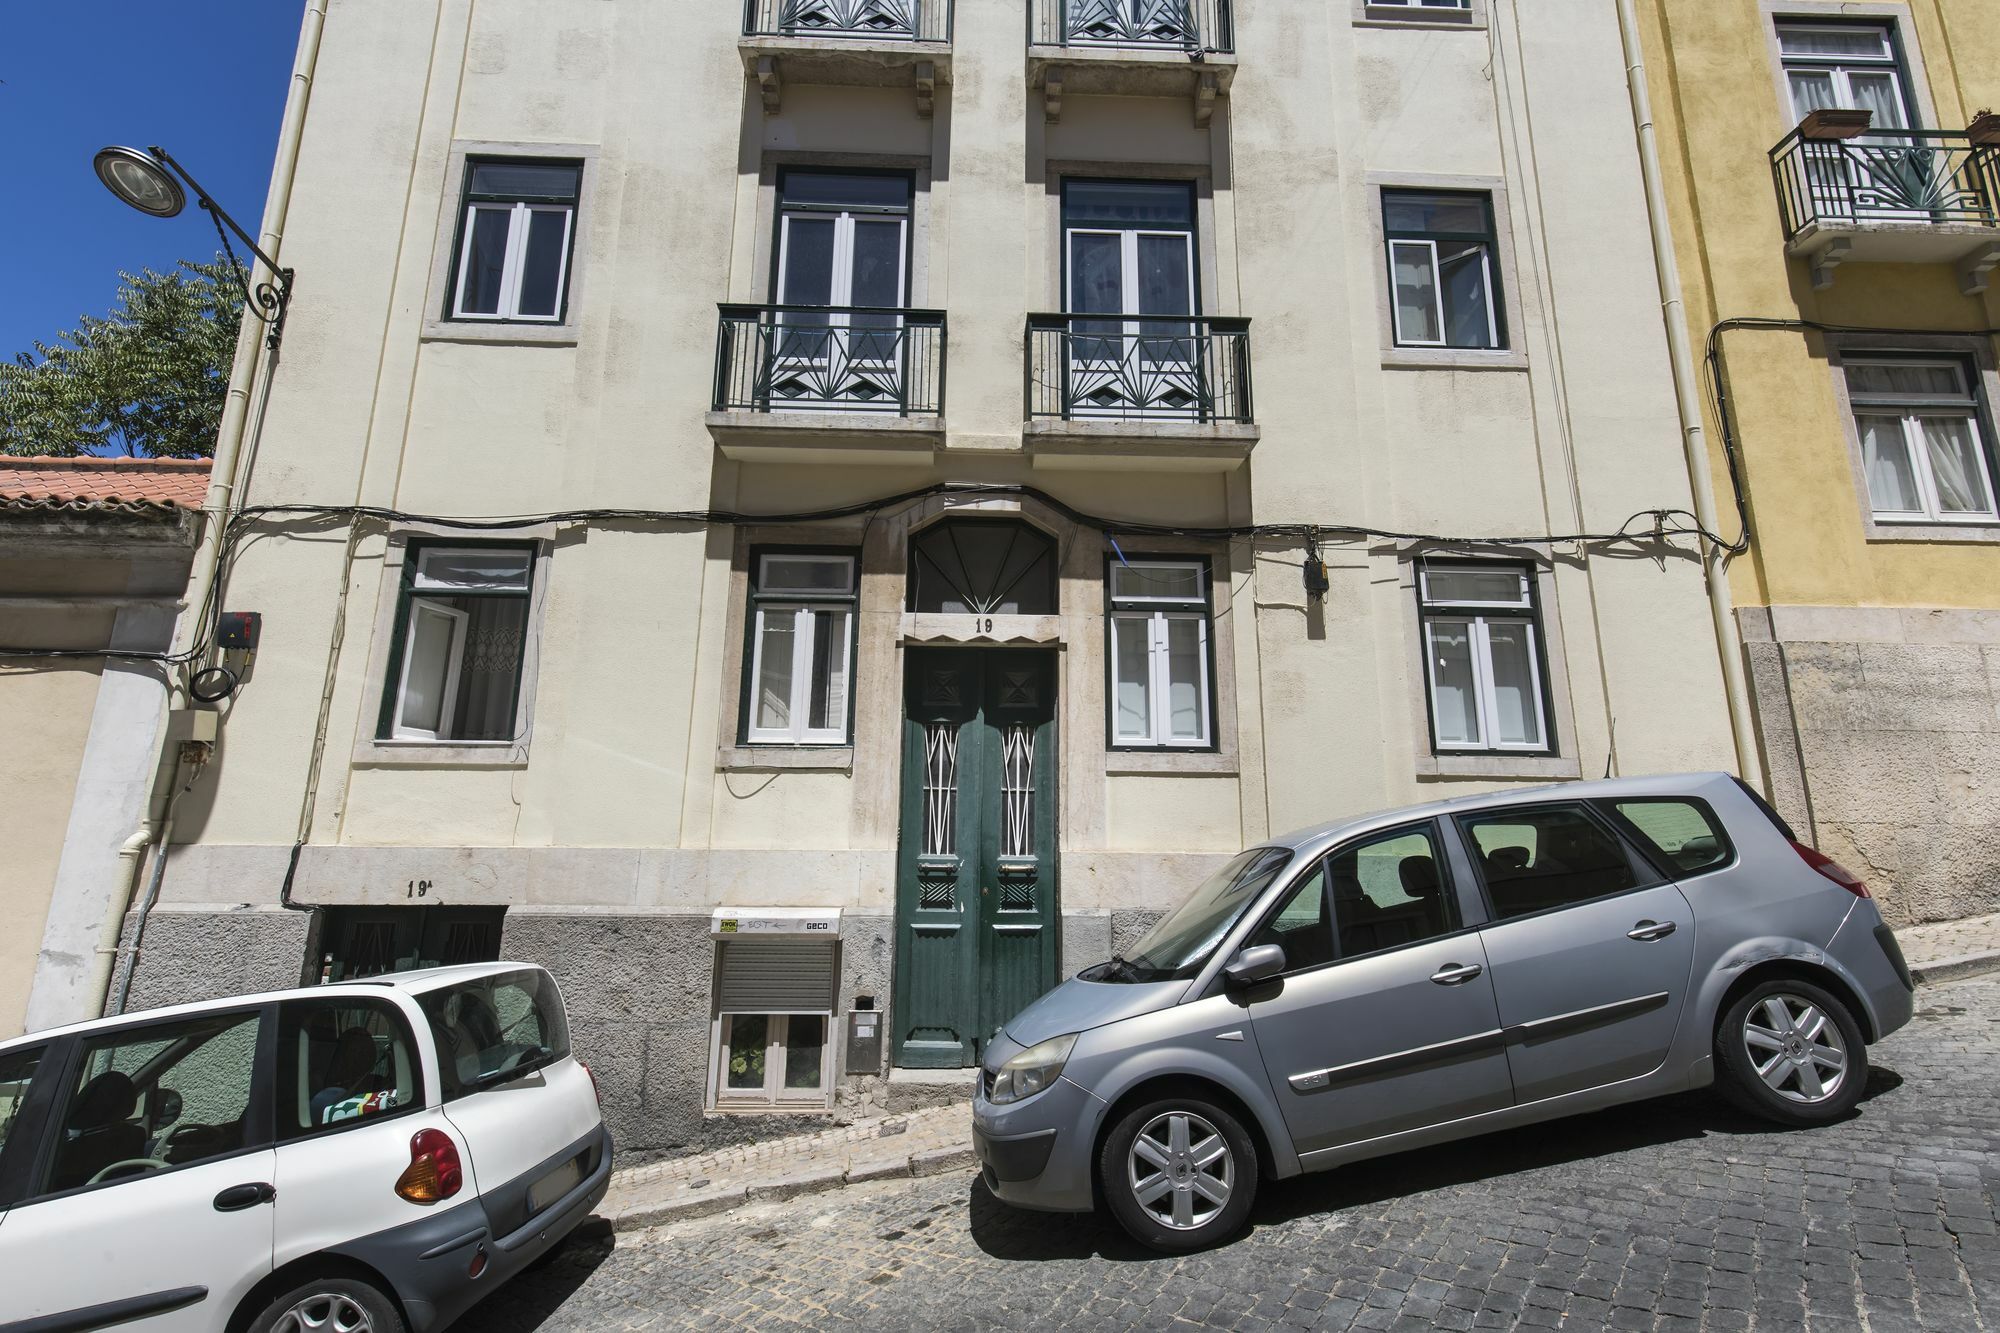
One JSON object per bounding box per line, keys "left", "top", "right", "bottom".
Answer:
{"left": 971, "top": 773, "right": 1915, "bottom": 1251}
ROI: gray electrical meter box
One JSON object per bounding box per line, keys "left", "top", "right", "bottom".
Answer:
{"left": 847, "top": 1002, "right": 883, "bottom": 1076}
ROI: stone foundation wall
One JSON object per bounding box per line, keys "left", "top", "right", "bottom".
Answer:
{"left": 121, "top": 905, "right": 315, "bottom": 1014}
{"left": 1744, "top": 608, "right": 2000, "bottom": 927}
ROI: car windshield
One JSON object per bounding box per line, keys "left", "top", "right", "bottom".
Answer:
{"left": 1094, "top": 847, "right": 1294, "bottom": 983}
{"left": 418, "top": 969, "right": 570, "bottom": 1100}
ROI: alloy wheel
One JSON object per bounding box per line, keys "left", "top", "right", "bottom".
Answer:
{"left": 1742, "top": 992, "right": 1849, "bottom": 1104}
{"left": 1127, "top": 1109, "right": 1234, "bottom": 1231}
{"left": 272, "top": 1292, "right": 375, "bottom": 1333}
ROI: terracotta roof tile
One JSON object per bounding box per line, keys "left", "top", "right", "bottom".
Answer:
{"left": 0, "top": 456, "right": 212, "bottom": 514}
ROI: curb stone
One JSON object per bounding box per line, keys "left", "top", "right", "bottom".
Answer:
{"left": 910, "top": 1146, "right": 978, "bottom": 1177}
{"left": 1913, "top": 950, "right": 2000, "bottom": 986}
{"left": 745, "top": 1166, "right": 849, "bottom": 1203}
{"left": 607, "top": 1184, "right": 747, "bottom": 1231}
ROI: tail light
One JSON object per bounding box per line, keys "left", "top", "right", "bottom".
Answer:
{"left": 580, "top": 1060, "right": 601, "bottom": 1105}
{"left": 1791, "top": 840, "right": 1871, "bottom": 898}
{"left": 395, "top": 1128, "right": 464, "bottom": 1204}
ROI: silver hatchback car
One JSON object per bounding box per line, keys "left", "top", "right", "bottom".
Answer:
{"left": 971, "top": 773, "right": 1914, "bottom": 1251}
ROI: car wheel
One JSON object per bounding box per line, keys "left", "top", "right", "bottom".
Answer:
{"left": 1099, "top": 1096, "right": 1258, "bottom": 1252}
{"left": 1715, "top": 978, "right": 1868, "bottom": 1126}
{"left": 248, "top": 1275, "right": 406, "bottom": 1333}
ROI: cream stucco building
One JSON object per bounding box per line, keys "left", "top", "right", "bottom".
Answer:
{"left": 95, "top": 0, "right": 1740, "bottom": 1150}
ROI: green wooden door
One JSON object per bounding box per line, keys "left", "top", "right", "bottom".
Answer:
{"left": 893, "top": 649, "right": 1059, "bottom": 1068}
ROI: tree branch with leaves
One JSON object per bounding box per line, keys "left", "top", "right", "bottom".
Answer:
{"left": 0, "top": 256, "right": 244, "bottom": 458}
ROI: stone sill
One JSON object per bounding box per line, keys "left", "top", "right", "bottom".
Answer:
{"left": 1354, "top": 6, "right": 1484, "bottom": 30}
{"left": 717, "top": 745, "right": 854, "bottom": 771}
{"left": 1105, "top": 749, "right": 1237, "bottom": 775}
{"left": 352, "top": 740, "right": 530, "bottom": 769}
{"left": 420, "top": 319, "right": 578, "bottom": 347}
{"left": 1415, "top": 754, "right": 1582, "bottom": 780}
{"left": 1381, "top": 346, "right": 1528, "bottom": 372}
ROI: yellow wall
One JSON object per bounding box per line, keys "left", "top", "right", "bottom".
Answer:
{"left": 1637, "top": 0, "right": 2000, "bottom": 610}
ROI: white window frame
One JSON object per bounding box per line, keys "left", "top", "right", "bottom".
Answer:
{"left": 1387, "top": 237, "right": 1499, "bottom": 350}
{"left": 1777, "top": 21, "right": 1909, "bottom": 125}
{"left": 391, "top": 601, "right": 470, "bottom": 742}
{"left": 1370, "top": 0, "right": 1471, "bottom": 8}
{"left": 1845, "top": 358, "right": 2000, "bottom": 523}
{"left": 746, "top": 553, "right": 858, "bottom": 746}
{"left": 1108, "top": 559, "right": 1213, "bottom": 750}
{"left": 713, "top": 1012, "right": 834, "bottom": 1110}
{"left": 452, "top": 201, "right": 575, "bottom": 323}
{"left": 1418, "top": 565, "right": 1551, "bottom": 755}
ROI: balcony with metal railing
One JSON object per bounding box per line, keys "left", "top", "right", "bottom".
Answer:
{"left": 708, "top": 304, "right": 946, "bottom": 463}
{"left": 1022, "top": 313, "right": 1256, "bottom": 471}
{"left": 1770, "top": 112, "right": 2000, "bottom": 293}
{"left": 1026, "top": 0, "right": 1235, "bottom": 126}
{"left": 741, "top": 0, "right": 952, "bottom": 117}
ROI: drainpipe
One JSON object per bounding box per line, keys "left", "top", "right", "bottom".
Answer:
{"left": 94, "top": 0, "right": 328, "bottom": 1019}
{"left": 1612, "top": 0, "right": 1766, "bottom": 790}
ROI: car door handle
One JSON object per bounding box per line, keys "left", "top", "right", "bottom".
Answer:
{"left": 1627, "top": 920, "right": 1678, "bottom": 942}
{"left": 1430, "top": 963, "right": 1483, "bottom": 985}
{"left": 214, "top": 1182, "right": 276, "bottom": 1211}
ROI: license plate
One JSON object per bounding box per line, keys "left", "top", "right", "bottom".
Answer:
{"left": 529, "top": 1156, "right": 584, "bottom": 1213}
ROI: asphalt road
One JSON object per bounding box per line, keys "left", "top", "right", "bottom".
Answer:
{"left": 471, "top": 977, "right": 2000, "bottom": 1331}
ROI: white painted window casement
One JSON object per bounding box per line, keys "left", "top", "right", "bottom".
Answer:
{"left": 1383, "top": 191, "right": 1504, "bottom": 351}
{"left": 1108, "top": 559, "right": 1213, "bottom": 749}
{"left": 383, "top": 546, "right": 536, "bottom": 744}
{"left": 1845, "top": 358, "right": 2000, "bottom": 524}
{"left": 449, "top": 160, "right": 582, "bottom": 323}
{"left": 1418, "top": 564, "right": 1552, "bottom": 755}
{"left": 746, "top": 552, "right": 859, "bottom": 745}
{"left": 711, "top": 937, "right": 837, "bottom": 1112}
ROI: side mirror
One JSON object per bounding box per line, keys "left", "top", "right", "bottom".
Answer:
{"left": 147, "top": 1086, "right": 183, "bottom": 1125}
{"left": 1223, "top": 943, "right": 1286, "bottom": 988}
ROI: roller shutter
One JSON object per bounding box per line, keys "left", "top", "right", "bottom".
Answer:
{"left": 715, "top": 938, "right": 837, "bottom": 1014}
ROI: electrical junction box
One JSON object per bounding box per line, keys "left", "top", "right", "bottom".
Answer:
{"left": 216, "top": 611, "right": 262, "bottom": 651}
{"left": 847, "top": 1006, "right": 883, "bottom": 1077}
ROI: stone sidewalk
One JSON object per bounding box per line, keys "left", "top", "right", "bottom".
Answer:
{"left": 1901, "top": 909, "right": 2000, "bottom": 984}
{"left": 597, "top": 908, "right": 2000, "bottom": 1234}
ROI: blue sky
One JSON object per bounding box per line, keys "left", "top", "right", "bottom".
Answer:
{"left": 0, "top": 2, "right": 302, "bottom": 359}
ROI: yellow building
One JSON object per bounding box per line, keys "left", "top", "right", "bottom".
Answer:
{"left": 1635, "top": 0, "right": 2000, "bottom": 925}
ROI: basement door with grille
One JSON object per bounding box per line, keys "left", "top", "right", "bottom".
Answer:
{"left": 893, "top": 648, "right": 1059, "bottom": 1068}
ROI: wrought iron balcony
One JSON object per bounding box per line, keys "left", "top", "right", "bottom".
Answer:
{"left": 1770, "top": 124, "right": 2000, "bottom": 290}
{"left": 1025, "top": 314, "right": 1252, "bottom": 425}
{"left": 744, "top": 0, "right": 949, "bottom": 43}
{"left": 714, "top": 304, "right": 946, "bottom": 418}
{"left": 1031, "top": 0, "right": 1232, "bottom": 53}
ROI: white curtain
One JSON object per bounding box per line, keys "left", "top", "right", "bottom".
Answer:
{"left": 1859, "top": 415, "right": 1921, "bottom": 514}
{"left": 1921, "top": 416, "right": 1993, "bottom": 515}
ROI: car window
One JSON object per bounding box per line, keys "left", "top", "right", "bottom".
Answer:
{"left": 1462, "top": 805, "right": 1646, "bottom": 920}
{"left": 1248, "top": 860, "right": 1331, "bottom": 971}
{"left": 0, "top": 1046, "right": 46, "bottom": 1165}
{"left": 418, "top": 970, "right": 570, "bottom": 1100}
{"left": 1111, "top": 846, "right": 1294, "bottom": 982}
{"left": 1606, "top": 798, "right": 1733, "bottom": 877}
{"left": 41, "top": 1010, "right": 261, "bottom": 1197}
{"left": 1330, "top": 826, "right": 1458, "bottom": 957}
{"left": 277, "top": 998, "right": 422, "bottom": 1140}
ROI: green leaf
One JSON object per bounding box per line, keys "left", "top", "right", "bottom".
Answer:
{"left": 0, "top": 255, "right": 244, "bottom": 458}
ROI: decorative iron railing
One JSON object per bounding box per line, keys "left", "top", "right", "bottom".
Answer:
{"left": 744, "top": 0, "right": 950, "bottom": 42}
{"left": 1030, "top": 0, "right": 1233, "bottom": 53}
{"left": 714, "top": 304, "right": 946, "bottom": 416}
{"left": 1025, "top": 313, "right": 1252, "bottom": 424}
{"left": 1771, "top": 127, "right": 2000, "bottom": 240}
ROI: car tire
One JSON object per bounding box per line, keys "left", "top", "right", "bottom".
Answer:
{"left": 1715, "top": 978, "right": 1869, "bottom": 1127}
{"left": 1098, "top": 1094, "right": 1258, "bottom": 1252}
{"left": 246, "top": 1274, "right": 406, "bottom": 1333}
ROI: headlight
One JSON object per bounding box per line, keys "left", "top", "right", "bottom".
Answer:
{"left": 987, "top": 1033, "right": 1077, "bottom": 1105}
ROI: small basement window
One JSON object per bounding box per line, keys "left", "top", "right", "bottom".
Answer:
{"left": 711, "top": 937, "right": 837, "bottom": 1111}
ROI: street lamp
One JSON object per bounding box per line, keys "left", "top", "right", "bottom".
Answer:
{"left": 93, "top": 144, "right": 294, "bottom": 350}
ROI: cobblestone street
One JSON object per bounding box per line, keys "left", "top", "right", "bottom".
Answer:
{"left": 475, "top": 978, "right": 2000, "bottom": 1331}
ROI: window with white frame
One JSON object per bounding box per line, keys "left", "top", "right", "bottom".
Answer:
{"left": 1418, "top": 563, "right": 1552, "bottom": 754}
{"left": 448, "top": 160, "right": 581, "bottom": 323}
{"left": 711, "top": 937, "right": 836, "bottom": 1111}
{"left": 1371, "top": 0, "right": 1470, "bottom": 9}
{"left": 1108, "top": 558, "right": 1213, "bottom": 749}
{"left": 1845, "top": 358, "right": 1999, "bottom": 524}
{"left": 745, "top": 551, "right": 858, "bottom": 745}
{"left": 1383, "top": 190, "right": 1505, "bottom": 351}
{"left": 380, "top": 545, "right": 535, "bottom": 743}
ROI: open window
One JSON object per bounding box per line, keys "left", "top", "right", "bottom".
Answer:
{"left": 1383, "top": 190, "right": 1505, "bottom": 351}
{"left": 379, "top": 544, "right": 536, "bottom": 743}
